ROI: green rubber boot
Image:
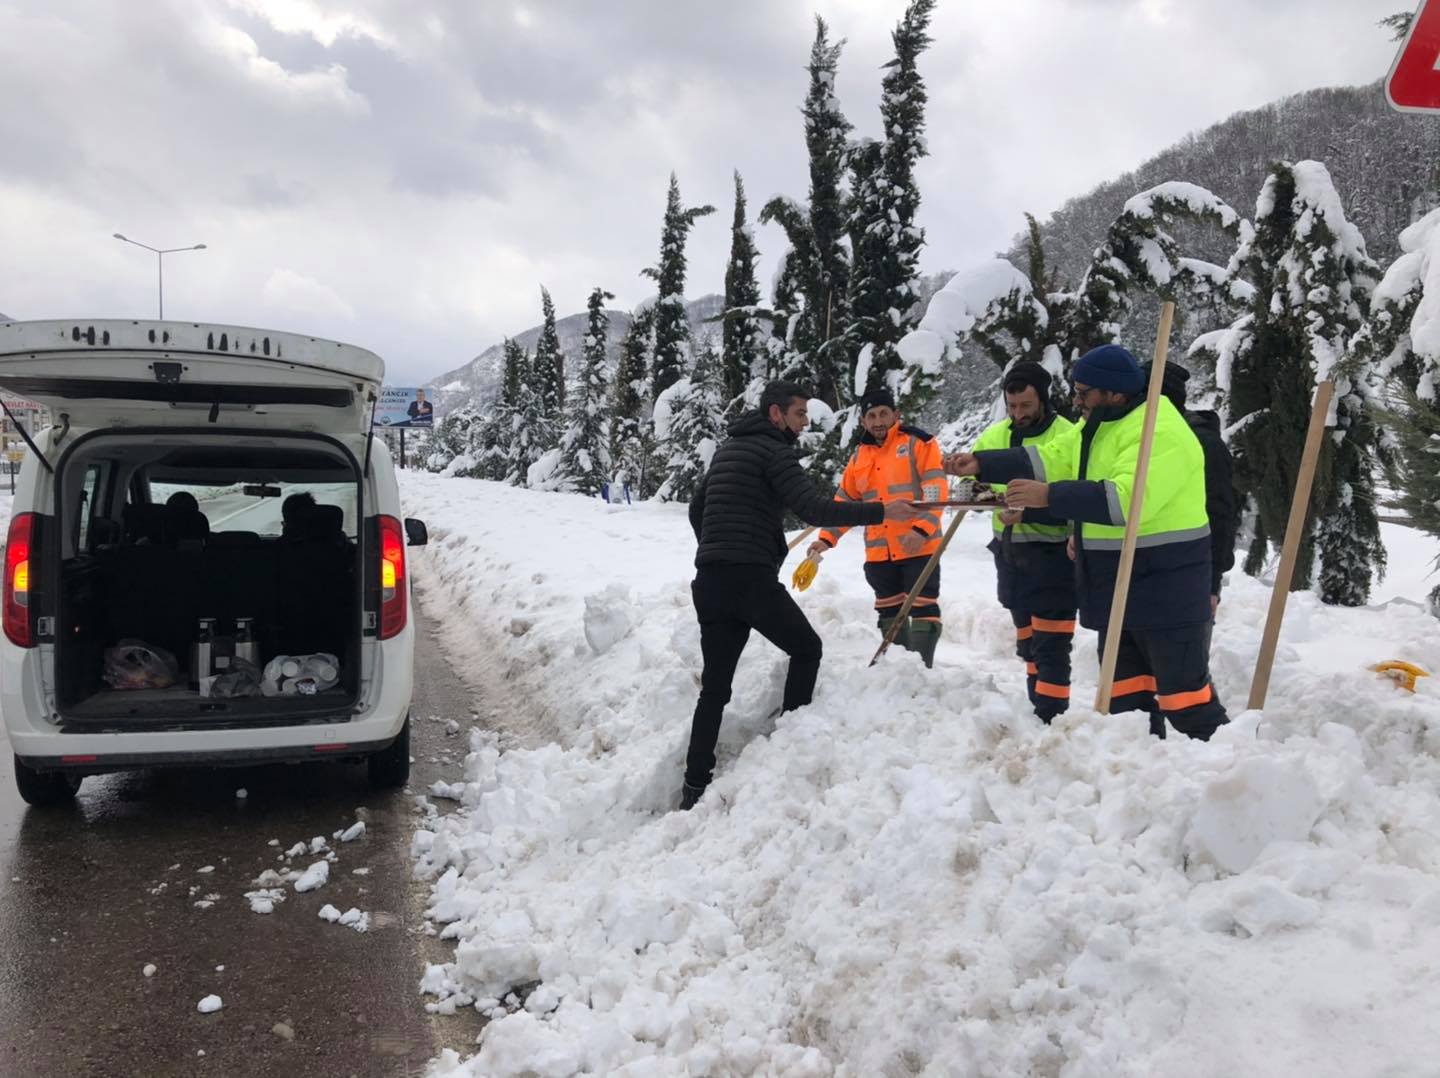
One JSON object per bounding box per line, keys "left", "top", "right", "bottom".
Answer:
{"left": 878, "top": 616, "right": 910, "bottom": 654}
{"left": 908, "top": 619, "right": 941, "bottom": 669}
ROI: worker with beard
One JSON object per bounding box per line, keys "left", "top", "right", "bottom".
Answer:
{"left": 969, "top": 362, "right": 1077, "bottom": 722}
{"left": 806, "top": 386, "right": 948, "bottom": 667}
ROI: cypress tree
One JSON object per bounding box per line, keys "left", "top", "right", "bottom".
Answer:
{"left": 760, "top": 17, "right": 852, "bottom": 409}
{"left": 845, "top": 0, "right": 937, "bottom": 411}
{"left": 656, "top": 338, "right": 726, "bottom": 502}
{"left": 610, "top": 306, "right": 655, "bottom": 498}
{"left": 532, "top": 286, "right": 565, "bottom": 419}
{"left": 722, "top": 171, "right": 764, "bottom": 406}
{"left": 554, "top": 287, "right": 614, "bottom": 497}
{"left": 642, "top": 173, "right": 714, "bottom": 399}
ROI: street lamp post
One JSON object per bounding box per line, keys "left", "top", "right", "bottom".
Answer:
{"left": 113, "top": 233, "right": 207, "bottom": 320}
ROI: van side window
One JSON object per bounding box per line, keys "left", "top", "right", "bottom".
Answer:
{"left": 76, "top": 463, "right": 105, "bottom": 551}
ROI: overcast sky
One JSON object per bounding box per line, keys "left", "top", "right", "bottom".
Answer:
{"left": 0, "top": 0, "right": 1406, "bottom": 384}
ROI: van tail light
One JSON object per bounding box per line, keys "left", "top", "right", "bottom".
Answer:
{"left": 378, "top": 514, "right": 407, "bottom": 640}
{"left": 4, "top": 512, "right": 35, "bottom": 648}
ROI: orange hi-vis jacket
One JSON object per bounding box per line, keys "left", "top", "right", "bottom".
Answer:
{"left": 818, "top": 423, "right": 947, "bottom": 561}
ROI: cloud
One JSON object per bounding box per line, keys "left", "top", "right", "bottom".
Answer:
{"left": 0, "top": 0, "right": 1407, "bottom": 383}
{"left": 261, "top": 268, "right": 356, "bottom": 320}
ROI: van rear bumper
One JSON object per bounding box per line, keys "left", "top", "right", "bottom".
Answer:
{"left": 10, "top": 702, "right": 408, "bottom": 774}
{"left": 17, "top": 731, "right": 401, "bottom": 774}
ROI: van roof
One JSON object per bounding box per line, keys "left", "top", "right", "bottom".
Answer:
{"left": 0, "top": 319, "right": 385, "bottom": 385}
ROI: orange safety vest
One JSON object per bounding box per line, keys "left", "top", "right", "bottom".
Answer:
{"left": 818, "top": 423, "right": 947, "bottom": 561}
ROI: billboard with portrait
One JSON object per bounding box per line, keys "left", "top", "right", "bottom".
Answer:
{"left": 374, "top": 386, "right": 437, "bottom": 428}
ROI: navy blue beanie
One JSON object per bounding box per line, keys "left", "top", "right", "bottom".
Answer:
{"left": 1072, "top": 344, "right": 1144, "bottom": 395}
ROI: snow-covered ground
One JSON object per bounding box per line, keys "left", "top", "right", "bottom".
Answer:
{"left": 400, "top": 472, "right": 1440, "bottom": 1076}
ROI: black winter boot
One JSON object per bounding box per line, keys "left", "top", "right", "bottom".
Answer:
{"left": 679, "top": 782, "right": 706, "bottom": 811}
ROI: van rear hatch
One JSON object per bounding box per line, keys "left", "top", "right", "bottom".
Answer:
{"left": 0, "top": 320, "right": 381, "bottom": 434}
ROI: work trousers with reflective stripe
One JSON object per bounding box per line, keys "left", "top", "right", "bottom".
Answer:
{"left": 864, "top": 558, "right": 941, "bottom": 623}
{"left": 1011, "top": 608, "right": 1073, "bottom": 722}
{"left": 1097, "top": 622, "right": 1228, "bottom": 741}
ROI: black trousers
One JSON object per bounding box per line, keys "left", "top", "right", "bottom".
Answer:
{"left": 685, "top": 564, "right": 823, "bottom": 789}
{"left": 1010, "top": 607, "right": 1074, "bottom": 721}
{"left": 1098, "top": 622, "right": 1229, "bottom": 740}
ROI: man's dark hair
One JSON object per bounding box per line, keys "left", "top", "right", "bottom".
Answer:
{"left": 759, "top": 380, "right": 809, "bottom": 416}
{"left": 282, "top": 491, "right": 317, "bottom": 523}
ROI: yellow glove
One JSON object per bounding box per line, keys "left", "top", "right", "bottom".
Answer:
{"left": 791, "top": 555, "right": 821, "bottom": 592}
{"left": 1371, "top": 660, "right": 1431, "bottom": 693}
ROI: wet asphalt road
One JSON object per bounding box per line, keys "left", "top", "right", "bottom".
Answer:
{"left": 0, "top": 591, "right": 484, "bottom": 1077}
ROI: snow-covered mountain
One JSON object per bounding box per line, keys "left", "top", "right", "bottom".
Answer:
{"left": 428, "top": 294, "right": 726, "bottom": 416}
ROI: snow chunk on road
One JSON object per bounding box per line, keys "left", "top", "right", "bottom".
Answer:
{"left": 196, "top": 995, "right": 223, "bottom": 1014}
{"left": 245, "top": 888, "right": 286, "bottom": 914}
{"left": 319, "top": 904, "right": 370, "bottom": 932}
{"left": 294, "top": 861, "right": 330, "bottom": 893}
{"left": 339, "top": 821, "right": 366, "bottom": 843}
{"left": 142, "top": 963, "right": 157, "bottom": 978}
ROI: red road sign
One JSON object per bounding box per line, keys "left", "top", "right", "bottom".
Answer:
{"left": 1387, "top": 0, "right": 1440, "bottom": 112}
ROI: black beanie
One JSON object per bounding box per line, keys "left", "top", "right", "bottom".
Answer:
{"left": 1141, "top": 361, "right": 1190, "bottom": 408}
{"left": 1002, "top": 361, "right": 1052, "bottom": 399}
{"left": 857, "top": 386, "right": 897, "bottom": 414}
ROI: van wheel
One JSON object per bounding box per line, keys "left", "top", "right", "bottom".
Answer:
{"left": 14, "top": 756, "right": 82, "bottom": 808}
{"left": 368, "top": 716, "right": 410, "bottom": 789}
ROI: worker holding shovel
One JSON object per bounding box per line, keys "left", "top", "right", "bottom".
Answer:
{"left": 803, "top": 387, "right": 949, "bottom": 667}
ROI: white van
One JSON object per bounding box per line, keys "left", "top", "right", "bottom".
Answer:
{"left": 0, "top": 319, "right": 426, "bottom": 806}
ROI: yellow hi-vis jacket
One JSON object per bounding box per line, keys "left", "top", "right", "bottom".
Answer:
{"left": 818, "top": 423, "right": 946, "bottom": 561}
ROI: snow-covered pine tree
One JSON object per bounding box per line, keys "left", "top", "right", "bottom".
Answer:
{"left": 1214, "top": 161, "right": 1386, "bottom": 603}
{"left": 655, "top": 337, "right": 726, "bottom": 503}
{"left": 722, "top": 171, "right": 764, "bottom": 407}
{"left": 642, "top": 173, "right": 715, "bottom": 400}
{"left": 1062, "top": 182, "right": 1251, "bottom": 365}
{"left": 553, "top": 287, "right": 614, "bottom": 497}
{"left": 610, "top": 306, "right": 656, "bottom": 499}
{"left": 532, "top": 286, "right": 565, "bottom": 419}
{"left": 508, "top": 371, "right": 554, "bottom": 488}
{"left": 1355, "top": 204, "right": 1440, "bottom": 612}
{"left": 474, "top": 337, "right": 529, "bottom": 482}
{"left": 844, "top": 0, "right": 937, "bottom": 414}
{"left": 759, "top": 16, "right": 852, "bottom": 409}
{"left": 426, "top": 405, "right": 482, "bottom": 474}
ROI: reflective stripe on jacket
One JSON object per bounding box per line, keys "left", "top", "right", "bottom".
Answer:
{"left": 818, "top": 423, "right": 946, "bottom": 562}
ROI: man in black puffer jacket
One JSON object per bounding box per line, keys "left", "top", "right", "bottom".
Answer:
{"left": 681, "top": 380, "right": 921, "bottom": 810}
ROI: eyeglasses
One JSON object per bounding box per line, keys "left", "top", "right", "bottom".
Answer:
{"left": 1072, "top": 385, "right": 1101, "bottom": 403}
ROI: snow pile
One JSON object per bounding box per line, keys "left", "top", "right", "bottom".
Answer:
{"left": 404, "top": 473, "right": 1440, "bottom": 1077}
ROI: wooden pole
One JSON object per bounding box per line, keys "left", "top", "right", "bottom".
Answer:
{"left": 786, "top": 526, "right": 818, "bottom": 552}
{"left": 1094, "top": 301, "right": 1175, "bottom": 713}
{"left": 1246, "top": 379, "right": 1335, "bottom": 710}
{"left": 868, "top": 510, "right": 967, "bottom": 667}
